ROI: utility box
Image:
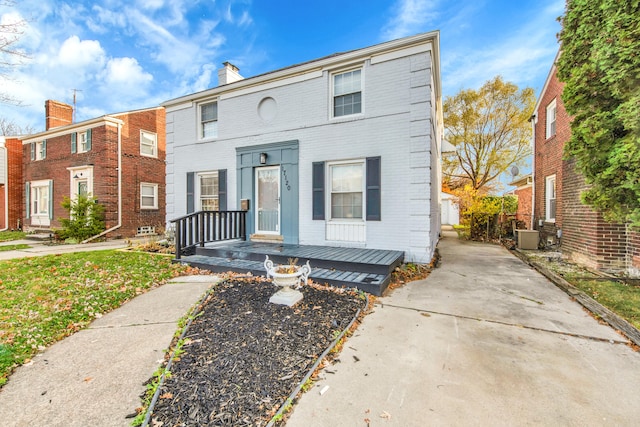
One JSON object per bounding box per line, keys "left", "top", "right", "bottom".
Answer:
{"left": 516, "top": 230, "right": 539, "bottom": 250}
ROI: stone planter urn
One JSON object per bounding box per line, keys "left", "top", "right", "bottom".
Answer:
{"left": 264, "top": 255, "right": 311, "bottom": 306}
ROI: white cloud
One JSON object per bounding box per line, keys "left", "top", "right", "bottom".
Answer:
{"left": 57, "top": 36, "right": 106, "bottom": 68}
{"left": 104, "top": 57, "right": 153, "bottom": 88}
{"left": 381, "top": 0, "right": 440, "bottom": 40}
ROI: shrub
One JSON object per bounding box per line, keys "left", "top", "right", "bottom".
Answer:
{"left": 57, "top": 195, "right": 105, "bottom": 242}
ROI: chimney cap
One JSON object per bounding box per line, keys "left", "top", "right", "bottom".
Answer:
{"left": 222, "top": 61, "right": 240, "bottom": 72}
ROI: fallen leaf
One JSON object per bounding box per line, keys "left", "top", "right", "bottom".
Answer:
{"left": 83, "top": 377, "right": 93, "bottom": 382}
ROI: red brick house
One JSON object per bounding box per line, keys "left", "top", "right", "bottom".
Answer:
{"left": 508, "top": 174, "right": 532, "bottom": 229}
{"left": 533, "top": 53, "right": 640, "bottom": 276}
{"left": 21, "top": 100, "right": 166, "bottom": 239}
{"left": 0, "top": 136, "right": 23, "bottom": 231}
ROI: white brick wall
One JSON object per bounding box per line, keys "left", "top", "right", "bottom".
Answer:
{"left": 166, "top": 36, "right": 441, "bottom": 262}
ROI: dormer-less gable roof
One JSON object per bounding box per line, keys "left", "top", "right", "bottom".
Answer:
{"left": 21, "top": 106, "right": 163, "bottom": 144}
{"left": 162, "top": 31, "right": 441, "bottom": 110}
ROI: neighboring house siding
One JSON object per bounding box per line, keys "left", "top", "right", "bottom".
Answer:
{"left": 166, "top": 33, "right": 442, "bottom": 263}
{"left": 562, "top": 157, "right": 629, "bottom": 273}
{"left": 0, "top": 137, "right": 23, "bottom": 230}
{"left": 533, "top": 66, "right": 571, "bottom": 241}
{"left": 534, "top": 56, "right": 639, "bottom": 276}
{"left": 22, "top": 103, "right": 166, "bottom": 238}
{"left": 114, "top": 109, "right": 166, "bottom": 237}
{"left": 514, "top": 186, "right": 532, "bottom": 228}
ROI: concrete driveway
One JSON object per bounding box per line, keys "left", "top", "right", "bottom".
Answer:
{"left": 286, "top": 231, "right": 640, "bottom": 426}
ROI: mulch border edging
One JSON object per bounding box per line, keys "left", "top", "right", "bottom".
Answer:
{"left": 511, "top": 249, "right": 640, "bottom": 347}
{"left": 140, "top": 280, "right": 218, "bottom": 427}
{"left": 139, "top": 281, "right": 369, "bottom": 427}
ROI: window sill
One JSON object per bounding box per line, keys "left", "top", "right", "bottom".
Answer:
{"left": 197, "top": 136, "right": 218, "bottom": 144}
{"left": 329, "top": 113, "right": 364, "bottom": 123}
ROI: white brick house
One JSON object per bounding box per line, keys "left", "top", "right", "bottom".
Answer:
{"left": 163, "top": 31, "right": 443, "bottom": 263}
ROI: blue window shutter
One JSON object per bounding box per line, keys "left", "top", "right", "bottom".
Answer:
{"left": 71, "top": 133, "right": 77, "bottom": 153}
{"left": 25, "top": 182, "right": 30, "bottom": 219}
{"left": 42, "top": 140, "right": 47, "bottom": 159}
{"left": 218, "top": 169, "right": 227, "bottom": 211}
{"left": 366, "top": 156, "right": 381, "bottom": 221}
{"left": 312, "top": 162, "right": 325, "bottom": 220}
{"left": 30, "top": 143, "right": 35, "bottom": 160}
{"left": 48, "top": 180, "right": 54, "bottom": 220}
{"left": 86, "top": 129, "right": 92, "bottom": 151}
{"left": 186, "top": 172, "right": 194, "bottom": 213}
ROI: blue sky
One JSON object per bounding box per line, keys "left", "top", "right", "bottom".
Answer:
{"left": 1, "top": 0, "right": 564, "bottom": 132}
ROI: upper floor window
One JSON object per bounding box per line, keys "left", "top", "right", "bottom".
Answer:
{"left": 140, "top": 183, "right": 158, "bottom": 210}
{"left": 546, "top": 99, "right": 557, "bottom": 139}
{"left": 545, "top": 174, "right": 556, "bottom": 221}
{"left": 200, "top": 101, "right": 218, "bottom": 139}
{"left": 333, "top": 69, "right": 362, "bottom": 118}
{"left": 72, "top": 129, "right": 92, "bottom": 153}
{"left": 140, "top": 130, "right": 157, "bottom": 157}
{"left": 31, "top": 141, "right": 46, "bottom": 161}
{"left": 329, "top": 161, "right": 364, "bottom": 219}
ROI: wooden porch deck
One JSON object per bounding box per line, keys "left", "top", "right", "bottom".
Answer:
{"left": 177, "top": 241, "right": 404, "bottom": 296}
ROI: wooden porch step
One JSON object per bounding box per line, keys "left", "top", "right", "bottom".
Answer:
{"left": 180, "top": 254, "right": 391, "bottom": 296}
{"left": 195, "top": 242, "right": 404, "bottom": 276}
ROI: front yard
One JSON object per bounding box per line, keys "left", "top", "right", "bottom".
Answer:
{"left": 0, "top": 250, "right": 190, "bottom": 386}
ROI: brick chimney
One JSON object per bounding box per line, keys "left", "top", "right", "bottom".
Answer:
{"left": 218, "top": 62, "right": 243, "bottom": 86}
{"left": 45, "top": 100, "right": 73, "bottom": 130}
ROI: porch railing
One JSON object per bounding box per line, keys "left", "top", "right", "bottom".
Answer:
{"left": 170, "top": 210, "right": 247, "bottom": 259}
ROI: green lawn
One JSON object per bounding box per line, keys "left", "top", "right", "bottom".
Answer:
{"left": 0, "top": 244, "right": 29, "bottom": 252}
{"left": 0, "top": 250, "right": 189, "bottom": 387}
{"left": 563, "top": 273, "right": 640, "bottom": 330}
{"left": 0, "top": 231, "right": 26, "bottom": 242}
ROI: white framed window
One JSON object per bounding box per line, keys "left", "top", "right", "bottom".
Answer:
{"left": 545, "top": 174, "right": 557, "bottom": 222}
{"left": 28, "top": 179, "right": 52, "bottom": 226}
{"left": 198, "top": 172, "right": 219, "bottom": 211}
{"left": 140, "top": 183, "right": 158, "bottom": 210}
{"left": 32, "top": 141, "right": 46, "bottom": 160}
{"left": 79, "top": 131, "right": 89, "bottom": 152}
{"left": 329, "top": 161, "right": 364, "bottom": 220}
{"left": 32, "top": 183, "right": 49, "bottom": 215}
{"left": 199, "top": 101, "right": 218, "bottom": 139}
{"left": 546, "top": 99, "right": 557, "bottom": 139}
{"left": 332, "top": 69, "right": 362, "bottom": 118}
{"left": 140, "top": 130, "right": 157, "bottom": 157}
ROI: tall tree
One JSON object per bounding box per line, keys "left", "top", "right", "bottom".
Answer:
{"left": 0, "top": 117, "right": 33, "bottom": 135}
{"left": 557, "top": 0, "right": 640, "bottom": 226}
{"left": 443, "top": 76, "right": 535, "bottom": 192}
{"left": 0, "top": 0, "right": 28, "bottom": 105}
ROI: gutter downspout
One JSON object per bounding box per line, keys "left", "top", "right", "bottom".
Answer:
{"left": 0, "top": 139, "right": 8, "bottom": 231}
{"left": 530, "top": 113, "right": 537, "bottom": 230}
{"left": 82, "top": 122, "right": 122, "bottom": 243}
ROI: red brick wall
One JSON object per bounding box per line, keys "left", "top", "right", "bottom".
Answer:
{"left": 535, "top": 65, "right": 639, "bottom": 276}
{"left": 22, "top": 107, "right": 166, "bottom": 238}
{"left": 631, "top": 230, "right": 640, "bottom": 276}
{"left": 561, "top": 158, "right": 628, "bottom": 272}
{"left": 0, "top": 138, "right": 23, "bottom": 230}
{"left": 45, "top": 100, "right": 73, "bottom": 130}
{"left": 533, "top": 67, "right": 571, "bottom": 241}
{"left": 514, "top": 186, "right": 532, "bottom": 228}
{"left": 114, "top": 108, "right": 166, "bottom": 237}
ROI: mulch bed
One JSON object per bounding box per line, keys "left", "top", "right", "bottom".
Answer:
{"left": 146, "top": 277, "right": 366, "bottom": 426}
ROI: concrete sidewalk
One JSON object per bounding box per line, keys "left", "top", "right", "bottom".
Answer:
{"left": 0, "top": 275, "right": 218, "bottom": 427}
{"left": 0, "top": 238, "right": 141, "bottom": 261}
{"left": 286, "top": 231, "right": 640, "bottom": 426}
